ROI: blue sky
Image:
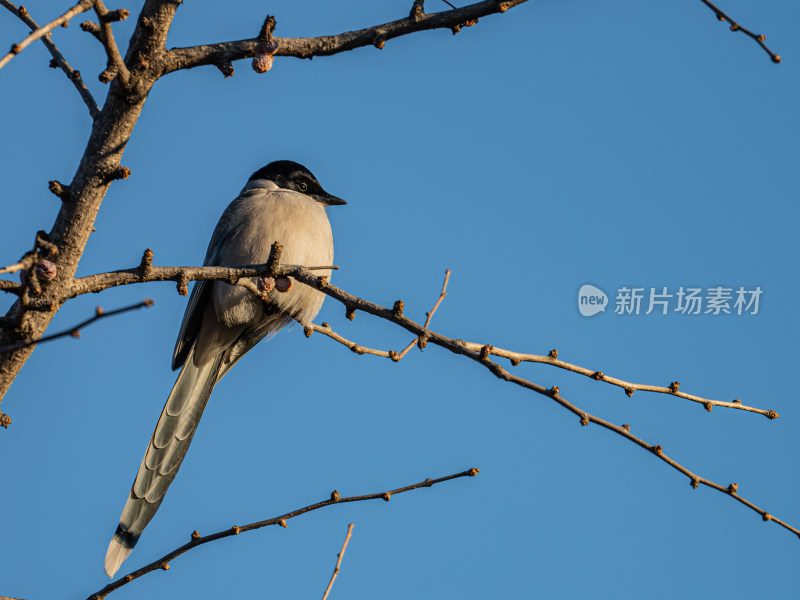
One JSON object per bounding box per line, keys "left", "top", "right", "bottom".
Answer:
{"left": 1, "top": 1, "right": 798, "bottom": 598}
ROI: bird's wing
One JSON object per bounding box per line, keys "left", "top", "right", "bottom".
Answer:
{"left": 172, "top": 209, "right": 243, "bottom": 370}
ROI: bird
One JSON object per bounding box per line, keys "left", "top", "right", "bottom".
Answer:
{"left": 104, "top": 160, "right": 346, "bottom": 578}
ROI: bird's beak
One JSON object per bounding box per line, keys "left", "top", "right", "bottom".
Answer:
{"left": 316, "top": 193, "right": 347, "bottom": 206}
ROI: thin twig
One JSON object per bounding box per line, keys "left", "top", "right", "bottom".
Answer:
{"left": 0, "top": 300, "right": 153, "bottom": 353}
{"left": 454, "top": 343, "right": 778, "bottom": 419}
{"left": 308, "top": 269, "right": 450, "bottom": 362}
{"left": 87, "top": 468, "right": 479, "bottom": 600}
{"left": 93, "top": 0, "right": 129, "bottom": 85}
{"left": 0, "top": 0, "right": 94, "bottom": 71}
{"left": 0, "top": 256, "right": 33, "bottom": 275}
{"left": 698, "top": 0, "right": 780, "bottom": 62}
{"left": 0, "top": 0, "right": 100, "bottom": 117}
{"left": 321, "top": 523, "right": 354, "bottom": 600}
{"left": 272, "top": 264, "right": 798, "bottom": 541}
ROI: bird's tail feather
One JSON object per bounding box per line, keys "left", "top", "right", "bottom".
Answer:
{"left": 104, "top": 346, "right": 223, "bottom": 578}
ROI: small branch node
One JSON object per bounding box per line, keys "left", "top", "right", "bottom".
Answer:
{"left": 0, "top": 412, "right": 11, "bottom": 428}
{"left": 652, "top": 445, "right": 663, "bottom": 456}
{"left": 99, "top": 8, "right": 129, "bottom": 23}
{"left": 48, "top": 179, "right": 71, "bottom": 201}
{"left": 763, "top": 513, "right": 773, "bottom": 522}
{"left": 345, "top": 306, "right": 356, "bottom": 321}
{"left": 704, "top": 402, "right": 712, "bottom": 412}
{"left": 550, "top": 386, "right": 560, "bottom": 395}
{"left": 417, "top": 331, "right": 430, "bottom": 350}
{"left": 162, "top": 563, "right": 170, "bottom": 571}
{"left": 266, "top": 241, "right": 283, "bottom": 276}
{"left": 231, "top": 525, "right": 241, "bottom": 535}
{"left": 331, "top": 490, "right": 340, "bottom": 502}
{"left": 669, "top": 381, "right": 680, "bottom": 393}
{"left": 728, "top": 483, "right": 739, "bottom": 494}
{"left": 382, "top": 492, "right": 391, "bottom": 501}
{"left": 622, "top": 423, "right": 631, "bottom": 431}
{"left": 766, "top": 410, "right": 779, "bottom": 420}
{"left": 468, "top": 467, "right": 479, "bottom": 476}
{"left": 80, "top": 19, "right": 101, "bottom": 33}
{"left": 279, "top": 519, "right": 287, "bottom": 528}
{"left": 591, "top": 371, "right": 604, "bottom": 381}
{"left": 304, "top": 326, "right": 313, "bottom": 338}
{"left": 139, "top": 248, "right": 153, "bottom": 278}
{"left": 215, "top": 61, "right": 234, "bottom": 78}
{"left": 191, "top": 530, "right": 200, "bottom": 540}
{"left": 548, "top": 348, "right": 558, "bottom": 359}
{"left": 625, "top": 387, "right": 635, "bottom": 397}
{"left": 479, "top": 344, "right": 493, "bottom": 360}
{"left": 107, "top": 165, "right": 131, "bottom": 181}
{"left": 176, "top": 271, "right": 189, "bottom": 296}
{"left": 580, "top": 415, "right": 589, "bottom": 426}
{"left": 392, "top": 299, "right": 404, "bottom": 317}
{"left": 690, "top": 478, "right": 700, "bottom": 489}
{"left": 510, "top": 358, "right": 520, "bottom": 366}
{"left": 252, "top": 15, "right": 278, "bottom": 73}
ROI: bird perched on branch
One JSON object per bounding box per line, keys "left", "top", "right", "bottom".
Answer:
{"left": 104, "top": 160, "right": 346, "bottom": 577}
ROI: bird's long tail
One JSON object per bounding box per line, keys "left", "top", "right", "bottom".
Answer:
{"left": 104, "top": 345, "right": 223, "bottom": 578}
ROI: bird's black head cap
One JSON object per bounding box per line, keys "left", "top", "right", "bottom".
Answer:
{"left": 249, "top": 160, "right": 346, "bottom": 206}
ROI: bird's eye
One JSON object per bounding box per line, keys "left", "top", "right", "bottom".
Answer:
{"left": 297, "top": 182, "right": 308, "bottom": 192}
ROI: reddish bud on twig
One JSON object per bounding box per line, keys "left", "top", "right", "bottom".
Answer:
{"left": 35, "top": 260, "right": 57, "bottom": 282}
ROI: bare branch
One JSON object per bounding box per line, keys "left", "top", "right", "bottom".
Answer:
{"left": 93, "top": 0, "right": 130, "bottom": 85}
{"left": 321, "top": 523, "right": 354, "bottom": 600}
{"left": 0, "top": 0, "right": 95, "bottom": 71}
{"left": 0, "top": 1, "right": 100, "bottom": 118}
{"left": 87, "top": 468, "right": 479, "bottom": 600}
{"left": 61, "top": 248, "right": 335, "bottom": 300}
{"left": 455, "top": 345, "right": 778, "bottom": 419}
{"left": 163, "top": 0, "right": 528, "bottom": 74}
{"left": 261, "top": 264, "right": 797, "bottom": 541}
{"left": 309, "top": 269, "right": 450, "bottom": 362}
{"left": 58, "top": 256, "right": 775, "bottom": 420}
{"left": 698, "top": 0, "right": 781, "bottom": 63}
{"left": 0, "top": 256, "right": 33, "bottom": 276}
{"left": 0, "top": 300, "right": 153, "bottom": 354}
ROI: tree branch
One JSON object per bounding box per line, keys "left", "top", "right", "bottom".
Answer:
{"left": 0, "top": 300, "right": 153, "bottom": 354}
{"left": 62, "top": 256, "right": 776, "bottom": 419}
{"left": 93, "top": 0, "right": 130, "bottom": 85}
{"left": 321, "top": 523, "right": 354, "bottom": 600}
{"left": 87, "top": 468, "right": 479, "bottom": 600}
{"left": 0, "top": 0, "right": 100, "bottom": 118}
{"left": 250, "top": 261, "right": 795, "bottom": 541}
{"left": 0, "top": 0, "right": 183, "bottom": 408}
{"left": 698, "top": 0, "right": 781, "bottom": 63}
{"left": 0, "top": 0, "right": 95, "bottom": 70}
{"left": 162, "top": 0, "right": 528, "bottom": 75}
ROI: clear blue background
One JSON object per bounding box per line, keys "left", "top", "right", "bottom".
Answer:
{"left": 1, "top": 1, "right": 798, "bottom": 598}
